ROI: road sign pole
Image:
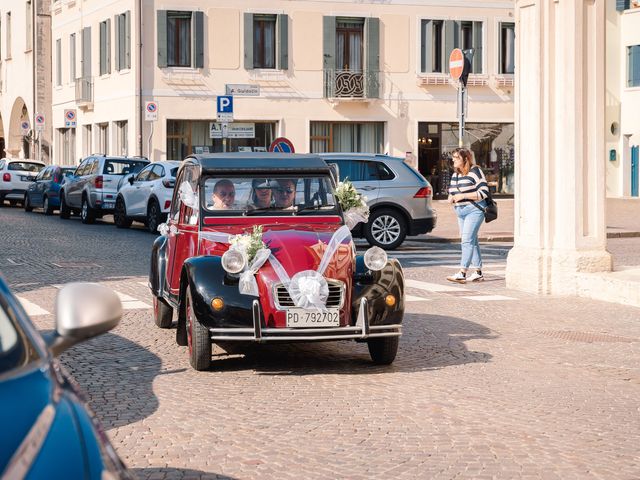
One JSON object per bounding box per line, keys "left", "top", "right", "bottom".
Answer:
{"left": 458, "top": 83, "right": 466, "bottom": 147}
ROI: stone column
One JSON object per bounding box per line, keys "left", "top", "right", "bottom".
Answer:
{"left": 506, "top": 0, "right": 612, "bottom": 295}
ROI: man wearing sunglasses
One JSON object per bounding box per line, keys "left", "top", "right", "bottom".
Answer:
{"left": 274, "top": 179, "right": 297, "bottom": 209}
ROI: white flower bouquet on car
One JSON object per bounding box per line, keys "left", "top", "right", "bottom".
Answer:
{"left": 230, "top": 225, "right": 268, "bottom": 264}
{"left": 335, "top": 179, "right": 370, "bottom": 229}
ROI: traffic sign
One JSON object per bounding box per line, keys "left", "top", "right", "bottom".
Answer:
{"left": 216, "top": 95, "right": 234, "bottom": 122}
{"left": 449, "top": 48, "right": 464, "bottom": 81}
{"left": 64, "top": 109, "right": 77, "bottom": 128}
{"left": 145, "top": 101, "right": 158, "bottom": 121}
{"left": 20, "top": 121, "right": 30, "bottom": 135}
{"left": 35, "top": 113, "right": 45, "bottom": 132}
{"left": 268, "top": 137, "right": 295, "bottom": 153}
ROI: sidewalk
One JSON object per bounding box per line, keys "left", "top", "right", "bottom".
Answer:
{"left": 413, "top": 197, "right": 640, "bottom": 244}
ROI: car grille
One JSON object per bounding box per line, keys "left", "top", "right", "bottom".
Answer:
{"left": 274, "top": 280, "right": 344, "bottom": 309}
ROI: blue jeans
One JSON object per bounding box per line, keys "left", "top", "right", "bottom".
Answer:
{"left": 454, "top": 201, "right": 486, "bottom": 270}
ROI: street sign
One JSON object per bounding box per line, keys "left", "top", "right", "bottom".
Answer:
{"left": 268, "top": 137, "right": 295, "bottom": 153}
{"left": 216, "top": 95, "right": 234, "bottom": 122}
{"left": 35, "top": 113, "right": 45, "bottom": 132}
{"left": 209, "top": 122, "right": 255, "bottom": 139}
{"left": 20, "top": 121, "right": 30, "bottom": 135}
{"left": 145, "top": 101, "right": 158, "bottom": 121}
{"left": 449, "top": 48, "right": 464, "bottom": 81}
{"left": 64, "top": 109, "right": 77, "bottom": 128}
{"left": 225, "top": 84, "right": 260, "bottom": 96}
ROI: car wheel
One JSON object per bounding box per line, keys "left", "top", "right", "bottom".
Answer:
{"left": 24, "top": 195, "right": 33, "bottom": 212}
{"left": 0, "top": 195, "right": 4, "bottom": 207}
{"left": 43, "top": 196, "right": 54, "bottom": 216}
{"left": 153, "top": 296, "right": 173, "bottom": 328}
{"left": 367, "top": 336, "right": 399, "bottom": 365}
{"left": 185, "top": 286, "right": 211, "bottom": 371}
{"left": 9, "top": 200, "right": 17, "bottom": 207}
{"left": 114, "top": 197, "right": 133, "bottom": 228}
{"left": 364, "top": 208, "right": 407, "bottom": 250}
{"left": 146, "top": 200, "right": 162, "bottom": 234}
{"left": 59, "top": 193, "right": 71, "bottom": 219}
{"left": 80, "top": 196, "right": 96, "bottom": 224}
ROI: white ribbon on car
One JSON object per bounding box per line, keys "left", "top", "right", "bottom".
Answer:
{"left": 343, "top": 205, "right": 370, "bottom": 230}
{"left": 179, "top": 182, "right": 199, "bottom": 210}
{"left": 238, "top": 248, "right": 271, "bottom": 296}
{"left": 157, "top": 222, "right": 178, "bottom": 236}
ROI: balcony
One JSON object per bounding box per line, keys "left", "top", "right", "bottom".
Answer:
{"left": 324, "top": 69, "right": 379, "bottom": 101}
{"left": 75, "top": 76, "right": 93, "bottom": 109}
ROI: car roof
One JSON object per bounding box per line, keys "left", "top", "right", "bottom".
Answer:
{"left": 187, "top": 153, "right": 332, "bottom": 175}
{"left": 2, "top": 158, "right": 45, "bottom": 165}
{"left": 317, "top": 153, "right": 404, "bottom": 162}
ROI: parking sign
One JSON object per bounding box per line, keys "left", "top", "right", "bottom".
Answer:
{"left": 216, "top": 95, "right": 233, "bottom": 122}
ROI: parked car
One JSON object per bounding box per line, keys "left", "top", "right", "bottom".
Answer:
{"left": 114, "top": 161, "right": 180, "bottom": 233}
{"left": 149, "top": 153, "right": 405, "bottom": 371}
{"left": 0, "top": 274, "right": 131, "bottom": 479}
{"left": 59, "top": 155, "right": 149, "bottom": 224}
{"left": 319, "top": 153, "right": 437, "bottom": 249}
{"left": 24, "top": 165, "right": 76, "bottom": 215}
{"left": 0, "top": 158, "right": 46, "bottom": 207}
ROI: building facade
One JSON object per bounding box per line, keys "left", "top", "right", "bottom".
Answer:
{"left": 51, "top": 0, "right": 515, "bottom": 195}
{"left": 0, "top": 0, "right": 52, "bottom": 163}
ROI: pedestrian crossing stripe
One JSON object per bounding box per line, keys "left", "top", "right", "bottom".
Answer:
{"left": 405, "top": 294, "right": 430, "bottom": 302}
{"left": 405, "top": 278, "right": 470, "bottom": 292}
{"left": 461, "top": 295, "right": 516, "bottom": 301}
{"left": 17, "top": 296, "right": 50, "bottom": 316}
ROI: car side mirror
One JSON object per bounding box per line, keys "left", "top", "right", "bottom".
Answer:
{"left": 46, "top": 283, "right": 122, "bottom": 357}
{"left": 128, "top": 176, "right": 135, "bottom": 185}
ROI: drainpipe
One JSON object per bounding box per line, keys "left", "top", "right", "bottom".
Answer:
{"left": 32, "top": 0, "right": 37, "bottom": 162}
{"left": 137, "top": 0, "right": 143, "bottom": 157}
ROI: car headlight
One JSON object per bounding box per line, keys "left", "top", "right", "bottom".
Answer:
{"left": 221, "top": 249, "right": 246, "bottom": 274}
{"left": 364, "top": 246, "right": 387, "bottom": 271}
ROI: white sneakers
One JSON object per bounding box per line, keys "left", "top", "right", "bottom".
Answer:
{"left": 446, "top": 270, "right": 484, "bottom": 284}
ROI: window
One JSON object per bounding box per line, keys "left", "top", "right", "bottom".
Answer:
{"left": 70, "top": 33, "right": 76, "bottom": 80}
{"left": 499, "top": 22, "right": 515, "bottom": 74}
{"left": 157, "top": 10, "right": 204, "bottom": 68}
{"left": 26, "top": 1, "right": 32, "bottom": 51}
{"left": 115, "top": 11, "right": 131, "bottom": 70}
{"left": 6, "top": 12, "right": 11, "bottom": 59}
{"left": 81, "top": 26, "right": 91, "bottom": 78}
{"left": 99, "top": 19, "right": 111, "bottom": 75}
{"left": 57, "top": 128, "right": 76, "bottom": 165}
{"left": 115, "top": 120, "right": 128, "bottom": 156}
{"left": 96, "top": 123, "right": 109, "bottom": 154}
{"left": 420, "top": 20, "right": 483, "bottom": 74}
{"left": 628, "top": 45, "right": 640, "bottom": 88}
{"left": 83, "top": 124, "right": 92, "bottom": 157}
{"left": 336, "top": 18, "right": 364, "bottom": 71}
{"left": 56, "top": 39, "right": 62, "bottom": 86}
{"left": 310, "top": 122, "right": 384, "bottom": 153}
{"left": 244, "top": 14, "right": 288, "bottom": 70}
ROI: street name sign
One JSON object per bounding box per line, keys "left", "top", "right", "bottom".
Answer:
{"left": 225, "top": 84, "right": 260, "bottom": 96}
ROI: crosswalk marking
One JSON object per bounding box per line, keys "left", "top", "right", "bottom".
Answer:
{"left": 115, "top": 291, "right": 152, "bottom": 309}
{"left": 405, "top": 294, "right": 430, "bottom": 302}
{"left": 405, "top": 278, "right": 469, "bottom": 292}
{"left": 461, "top": 295, "right": 517, "bottom": 302}
{"left": 17, "top": 297, "right": 50, "bottom": 316}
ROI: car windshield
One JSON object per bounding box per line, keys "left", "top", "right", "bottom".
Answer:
{"left": 8, "top": 162, "right": 44, "bottom": 173}
{"left": 202, "top": 176, "right": 338, "bottom": 215}
{"left": 0, "top": 300, "right": 40, "bottom": 375}
{"left": 103, "top": 160, "right": 148, "bottom": 176}
{"left": 170, "top": 167, "right": 178, "bottom": 177}
{"left": 61, "top": 167, "right": 75, "bottom": 177}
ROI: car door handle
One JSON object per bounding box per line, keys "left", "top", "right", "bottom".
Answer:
{"left": 361, "top": 186, "right": 377, "bottom": 191}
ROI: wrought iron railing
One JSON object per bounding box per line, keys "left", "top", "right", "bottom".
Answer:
{"left": 75, "top": 76, "right": 93, "bottom": 104}
{"left": 324, "top": 69, "right": 379, "bottom": 99}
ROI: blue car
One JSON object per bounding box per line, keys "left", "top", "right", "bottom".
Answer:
{"left": 24, "top": 165, "right": 76, "bottom": 215}
{"left": 0, "top": 275, "right": 131, "bottom": 479}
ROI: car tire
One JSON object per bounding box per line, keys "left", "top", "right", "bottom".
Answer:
{"left": 9, "top": 200, "right": 17, "bottom": 207}
{"left": 114, "top": 197, "right": 133, "bottom": 228}
{"left": 146, "top": 200, "right": 162, "bottom": 234}
{"left": 0, "top": 195, "right": 4, "bottom": 207}
{"left": 367, "top": 336, "right": 399, "bottom": 365}
{"left": 59, "top": 193, "right": 71, "bottom": 219}
{"left": 364, "top": 208, "right": 407, "bottom": 250}
{"left": 24, "top": 195, "right": 33, "bottom": 212}
{"left": 43, "top": 196, "right": 54, "bottom": 216}
{"left": 80, "top": 196, "right": 96, "bottom": 224}
{"left": 153, "top": 296, "right": 173, "bottom": 328}
{"left": 185, "top": 286, "right": 211, "bottom": 371}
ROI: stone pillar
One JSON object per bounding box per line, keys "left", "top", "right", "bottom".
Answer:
{"left": 506, "top": 0, "right": 612, "bottom": 295}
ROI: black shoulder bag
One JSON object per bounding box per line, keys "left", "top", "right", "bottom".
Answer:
{"left": 455, "top": 173, "right": 498, "bottom": 223}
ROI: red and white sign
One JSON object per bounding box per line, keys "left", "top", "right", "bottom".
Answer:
{"left": 64, "top": 109, "right": 77, "bottom": 128}
{"left": 35, "top": 113, "right": 45, "bottom": 132}
{"left": 145, "top": 101, "right": 158, "bottom": 121}
{"left": 268, "top": 137, "right": 295, "bottom": 153}
{"left": 449, "top": 48, "right": 464, "bottom": 81}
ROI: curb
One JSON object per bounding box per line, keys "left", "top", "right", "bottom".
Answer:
{"left": 409, "top": 231, "right": 640, "bottom": 244}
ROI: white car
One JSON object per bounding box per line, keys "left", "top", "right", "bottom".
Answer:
{"left": 114, "top": 160, "right": 179, "bottom": 233}
{"left": 0, "top": 158, "right": 46, "bottom": 207}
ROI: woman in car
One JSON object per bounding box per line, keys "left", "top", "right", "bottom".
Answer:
{"left": 250, "top": 179, "right": 273, "bottom": 209}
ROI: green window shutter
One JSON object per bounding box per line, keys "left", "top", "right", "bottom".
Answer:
{"left": 157, "top": 10, "right": 167, "bottom": 68}
{"left": 125, "top": 11, "right": 131, "bottom": 69}
{"left": 365, "top": 17, "right": 380, "bottom": 98}
{"left": 323, "top": 16, "right": 336, "bottom": 71}
{"left": 244, "top": 13, "right": 253, "bottom": 70}
{"left": 472, "top": 21, "right": 483, "bottom": 73}
{"left": 444, "top": 20, "right": 459, "bottom": 73}
{"left": 421, "top": 20, "right": 432, "bottom": 73}
{"left": 114, "top": 15, "right": 120, "bottom": 70}
{"left": 193, "top": 11, "right": 204, "bottom": 68}
{"left": 99, "top": 22, "right": 106, "bottom": 75}
{"left": 106, "top": 18, "right": 111, "bottom": 73}
{"left": 82, "top": 26, "right": 91, "bottom": 77}
{"left": 278, "top": 14, "right": 288, "bottom": 70}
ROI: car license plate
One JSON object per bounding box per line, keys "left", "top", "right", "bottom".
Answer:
{"left": 286, "top": 308, "right": 340, "bottom": 328}
{"left": 20, "top": 176, "right": 31, "bottom": 181}
{"left": 103, "top": 202, "right": 115, "bottom": 209}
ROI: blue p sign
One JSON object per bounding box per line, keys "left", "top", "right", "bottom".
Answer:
{"left": 217, "top": 95, "right": 233, "bottom": 113}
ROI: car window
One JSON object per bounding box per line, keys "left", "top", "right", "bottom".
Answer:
{"left": 35, "top": 167, "right": 48, "bottom": 181}
{"left": 376, "top": 162, "right": 395, "bottom": 181}
{"left": 90, "top": 159, "right": 100, "bottom": 174}
{"left": 44, "top": 167, "right": 54, "bottom": 181}
{"left": 8, "top": 162, "right": 44, "bottom": 173}
{"left": 330, "top": 160, "right": 379, "bottom": 182}
{"left": 136, "top": 165, "right": 153, "bottom": 182}
{"left": 149, "top": 165, "right": 164, "bottom": 180}
{"left": 75, "top": 159, "right": 90, "bottom": 176}
{"left": 0, "top": 299, "right": 41, "bottom": 375}
{"left": 169, "top": 167, "right": 178, "bottom": 177}
{"left": 103, "top": 159, "right": 148, "bottom": 176}
{"left": 0, "top": 160, "right": 5, "bottom": 169}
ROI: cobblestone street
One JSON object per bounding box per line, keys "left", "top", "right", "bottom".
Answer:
{"left": 2, "top": 207, "right": 640, "bottom": 479}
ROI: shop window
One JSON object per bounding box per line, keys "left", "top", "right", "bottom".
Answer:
{"left": 499, "top": 22, "right": 515, "bottom": 74}
{"left": 57, "top": 128, "right": 76, "bottom": 166}
{"left": 96, "top": 123, "right": 109, "bottom": 155}
{"left": 115, "top": 120, "right": 128, "bottom": 156}
{"left": 310, "top": 122, "right": 384, "bottom": 153}
{"left": 157, "top": 10, "right": 204, "bottom": 68}
{"left": 244, "top": 13, "right": 288, "bottom": 70}
{"left": 628, "top": 45, "right": 640, "bottom": 87}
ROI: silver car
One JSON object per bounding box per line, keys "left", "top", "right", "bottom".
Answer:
{"left": 320, "top": 153, "right": 437, "bottom": 249}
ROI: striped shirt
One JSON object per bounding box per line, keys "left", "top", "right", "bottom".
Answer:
{"left": 448, "top": 166, "right": 490, "bottom": 205}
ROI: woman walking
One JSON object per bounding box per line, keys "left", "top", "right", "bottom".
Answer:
{"left": 446, "top": 148, "right": 490, "bottom": 283}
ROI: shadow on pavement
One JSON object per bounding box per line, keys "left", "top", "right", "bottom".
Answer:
{"left": 131, "top": 468, "right": 237, "bottom": 480}
{"left": 196, "top": 313, "right": 494, "bottom": 375}
{"left": 59, "top": 331, "right": 161, "bottom": 430}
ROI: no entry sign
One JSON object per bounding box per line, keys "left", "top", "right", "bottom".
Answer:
{"left": 449, "top": 48, "right": 464, "bottom": 81}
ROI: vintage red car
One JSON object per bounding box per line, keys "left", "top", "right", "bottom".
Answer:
{"left": 149, "top": 153, "right": 404, "bottom": 371}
